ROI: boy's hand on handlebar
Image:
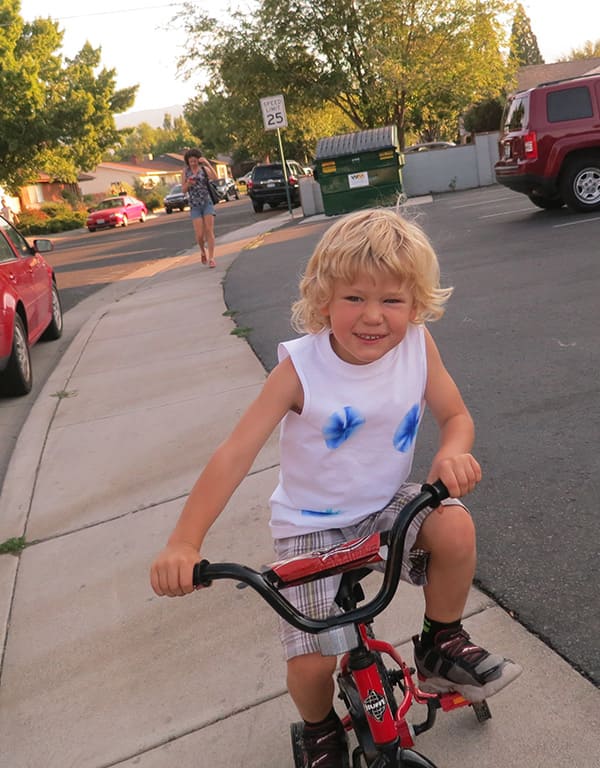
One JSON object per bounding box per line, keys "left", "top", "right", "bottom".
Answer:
{"left": 150, "top": 543, "right": 200, "bottom": 597}
{"left": 428, "top": 453, "right": 481, "bottom": 499}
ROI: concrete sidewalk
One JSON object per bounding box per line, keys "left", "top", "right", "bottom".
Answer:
{"left": 0, "top": 212, "right": 598, "bottom": 768}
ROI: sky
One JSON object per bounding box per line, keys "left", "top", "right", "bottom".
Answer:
{"left": 18, "top": 1, "right": 600, "bottom": 117}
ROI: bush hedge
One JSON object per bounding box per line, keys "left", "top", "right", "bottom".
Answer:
{"left": 18, "top": 204, "right": 87, "bottom": 236}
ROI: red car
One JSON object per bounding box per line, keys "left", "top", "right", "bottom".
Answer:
{"left": 495, "top": 73, "right": 600, "bottom": 212}
{"left": 0, "top": 215, "right": 63, "bottom": 396}
{"left": 86, "top": 195, "right": 148, "bottom": 232}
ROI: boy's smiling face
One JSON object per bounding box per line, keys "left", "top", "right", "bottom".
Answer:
{"left": 320, "top": 271, "right": 417, "bottom": 365}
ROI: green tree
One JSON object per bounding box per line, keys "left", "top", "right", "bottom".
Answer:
{"left": 112, "top": 122, "right": 157, "bottom": 161}
{"left": 0, "top": 2, "right": 136, "bottom": 192}
{"left": 177, "top": 12, "right": 353, "bottom": 162}
{"left": 463, "top": 97, "right": 504, "bottom": 134}
{"left": 153, "top": 115, "right": 200, "bottom": 155}
{"left": 509, "top": 3, "right": 544, "bottom": 67}
{"left": 176, "top": 0, "right": 510, "bottom": 151}
{"left": 559, "top": 39, "right": 600, "bottom": 61}
{"left": 184, "top": 85, "right": 354, "bottom": 163}
{"left": 111, "top": 116, "right": 201, "bottom": 161}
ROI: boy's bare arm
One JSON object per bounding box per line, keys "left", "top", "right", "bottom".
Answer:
{"left": 150, "top": 357, "right": 302, "bottom": 597}
{"left": 423, "top": 328, "right": 481, "bottom": 497}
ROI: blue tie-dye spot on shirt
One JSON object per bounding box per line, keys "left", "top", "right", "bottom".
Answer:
{"left": 301, "top": 508, "right": 342, "bottom": 518}
{"left": 322, "top": 406, "right": 366, "bottom": 449}
{"left": 393, "top": 404, "right": 420, "bottom": 452}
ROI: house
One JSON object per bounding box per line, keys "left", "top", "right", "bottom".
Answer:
{"left": 78, "top": 152, "right": 234, "bottom": 199}
{"left": 78, "top": 156, "right": 182, "bottom": 198}
{"left": 5, "top": 150, "right": 236, "bottom": 211}
{"left": 8, "top": 173, "right": 83, "bottom": 213}
{"left": 514, "top": 57, "right": 600, "bottom": 92}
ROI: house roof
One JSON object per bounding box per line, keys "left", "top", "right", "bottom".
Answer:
{"left": 84, "top": 152, "right": 231, "bottom": 179}
{"left": 97, "top": 159, "right": 177, "bottom": 175}
{"left": 515, "top": 58, "right": 600, "bottom": 92}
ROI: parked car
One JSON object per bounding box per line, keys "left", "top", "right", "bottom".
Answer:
{"left": 247, "top": 161, "right": 308, "bottom": 213}
{"left": 164, "top": 184, "right": 189, "bottom": 214}
{"left": 210, "top": 177, "right": 240, "bottom": 202}
{"left": 495, "top": 73, "right": 600, "bottom": 212}
{"left": 236, "top": 169, "right": 254, "bottom": 187}
{"left": 403, "top": 141, "right": 456, "bottom": 153}
{"left": 86, "top": 195, "right": 148, "bottom": 231}
{"left": 0, "top": 215, "right": 63, "bottom": 396}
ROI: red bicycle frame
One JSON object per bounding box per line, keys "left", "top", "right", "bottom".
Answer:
{"left": 340, "top": 623, "right": 472, "bottom": 754}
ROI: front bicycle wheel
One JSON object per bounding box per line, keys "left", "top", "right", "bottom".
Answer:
{"left": 338, "top": 652, "right": 400, "bottom": 767}
{"left": 397, "top": 748, "right": 438, "bottom": 767}
{"left": 349, "top": 746, "right": 438, "bottom": 767}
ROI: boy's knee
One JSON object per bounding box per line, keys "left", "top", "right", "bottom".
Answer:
{"left": 419, "top": 504, "right": 476, "bottom": 556}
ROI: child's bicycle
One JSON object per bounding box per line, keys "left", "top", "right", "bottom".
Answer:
{"left": 193, "top": 480, "right": 491, "bottom": 767}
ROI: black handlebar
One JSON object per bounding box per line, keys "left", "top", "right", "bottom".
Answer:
{"left": 193, "top": 480, "right": 449, "bottom": 635}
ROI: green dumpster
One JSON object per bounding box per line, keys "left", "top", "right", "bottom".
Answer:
{"left": 315, "top": 126, "right": 404, "bottom": 216}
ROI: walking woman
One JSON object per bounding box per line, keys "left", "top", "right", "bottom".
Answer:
{"left": 182, "top": 149, "right": 218, "bottom": 267}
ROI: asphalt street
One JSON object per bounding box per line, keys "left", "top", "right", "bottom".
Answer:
{"left": 225, "top": 187, "right": 600, "bottom": 686}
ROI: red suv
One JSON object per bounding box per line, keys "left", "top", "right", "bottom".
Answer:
{"left": 495, "top": 74, "right": 600, "bottom": 212}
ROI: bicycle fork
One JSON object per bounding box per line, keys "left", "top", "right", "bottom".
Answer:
{"left": 339, "top": 636, "right": 438, "bottom": 767}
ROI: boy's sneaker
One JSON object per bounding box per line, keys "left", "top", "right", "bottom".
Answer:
{"left": 413, "top": 627, "right": 522, "bottom": 703}
{"left": 302, "top": 715, "right": 349, "bottom": 768}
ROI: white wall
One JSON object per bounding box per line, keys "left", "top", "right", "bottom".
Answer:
{"left": 401, "top": 132, "right": 500, "bottom": 197}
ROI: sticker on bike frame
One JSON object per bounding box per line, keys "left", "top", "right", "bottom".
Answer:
{"left": 363, "top": 689, "right": 387, "bottom": 722}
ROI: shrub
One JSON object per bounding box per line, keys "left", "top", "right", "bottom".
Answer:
{"left": 40, "top": 201, "right": 73, "bottom": 219}
{"left": 18, "top": 207, "right": 86, "bottom": 236}
{"left": 61, "top": 189, "right": 82, "bottom": 208}
{"left": 143, "top": 193, "right": 162, "bottom": 212}
{"left": 18, "top": 208, "right": 49, "bottom": 235}
{"left": 44, "top": 212, "right": 87, "bottom": 233}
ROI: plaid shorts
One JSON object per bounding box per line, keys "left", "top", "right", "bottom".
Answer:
{"left": 273, "top": 482, "right": 464, "bottom": 660}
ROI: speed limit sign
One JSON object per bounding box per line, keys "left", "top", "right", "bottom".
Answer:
{"left": 260, "top": 94, "right": 288, "bottom": 131}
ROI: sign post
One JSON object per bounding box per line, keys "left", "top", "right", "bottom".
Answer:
{"left": 260, "top": 94, "right": 292, "bottom": 216}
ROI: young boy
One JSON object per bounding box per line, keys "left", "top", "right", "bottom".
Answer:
{"left": 150, "top": 208, "right": 521, "bottom": 767}
{"left": 1, "top": 197, "right": 19, "bottom": 226}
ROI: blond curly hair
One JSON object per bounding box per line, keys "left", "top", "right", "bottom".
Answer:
{"left": 290, "top": 207, "right": 453, "bottom": 333}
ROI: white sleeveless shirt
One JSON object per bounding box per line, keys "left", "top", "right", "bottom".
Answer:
{"left": 269, "top": 325, "right": 427, "bottom": 538}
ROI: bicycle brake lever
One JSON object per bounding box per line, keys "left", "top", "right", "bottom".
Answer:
{"left": 193, "top": 559, "right": 213, "bottom": 589}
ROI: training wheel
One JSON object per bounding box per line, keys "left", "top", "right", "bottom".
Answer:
{"left": 471, "top": 699, "right": 492, "bottom": 723}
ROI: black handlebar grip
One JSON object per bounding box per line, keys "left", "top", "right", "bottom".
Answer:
{"left": 421, "top": 479, "right": 450, "bottom": 506}
{"left": 193, "top": 559, "right": 212, "bottom": 588}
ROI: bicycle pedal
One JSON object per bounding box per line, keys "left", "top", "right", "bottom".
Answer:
{"left": 471, "top": 699, "right": 492, "bottom": 723}
{"left": 438, "top": 692, "right": 470, "bottom": 711}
